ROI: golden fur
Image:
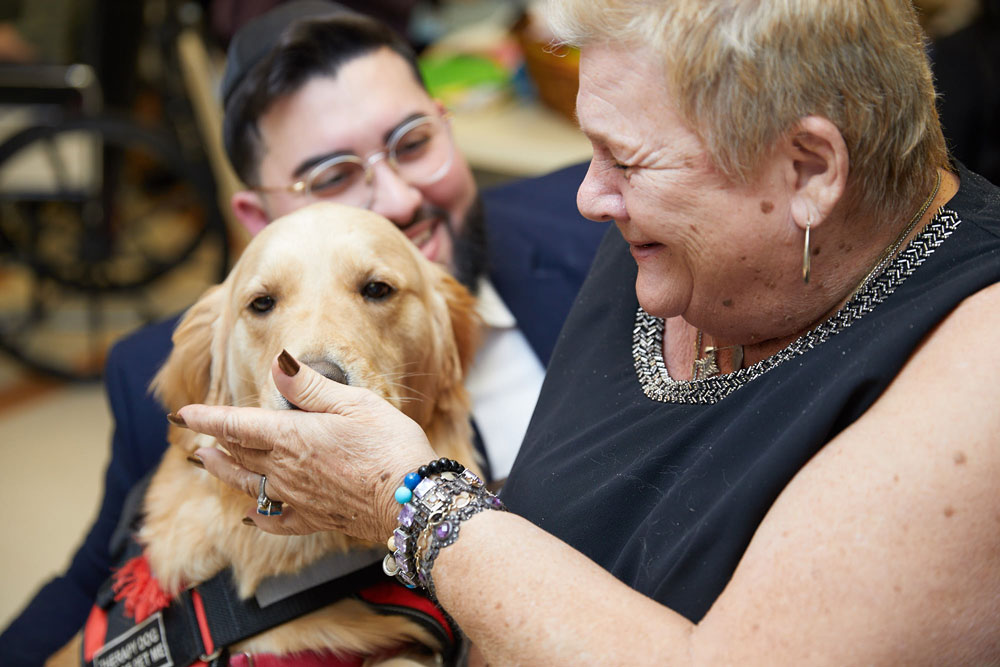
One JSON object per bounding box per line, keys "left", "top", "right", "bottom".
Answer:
{"left": 53, "top": 203, "right": 481, "bottom": 664}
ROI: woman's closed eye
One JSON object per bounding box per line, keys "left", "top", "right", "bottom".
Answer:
{"left": 613, "top": 161, "right": 635, "bottom": 180}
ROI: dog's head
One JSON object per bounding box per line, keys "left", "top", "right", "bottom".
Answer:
{"left": 151, "top": 202, "right": 480, "bottom": 452}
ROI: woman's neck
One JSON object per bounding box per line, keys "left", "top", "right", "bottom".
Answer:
{"left": 665, "top": 167, "right": 959, "bottom": 381}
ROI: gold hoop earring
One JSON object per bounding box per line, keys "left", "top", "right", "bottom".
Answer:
{"left": 802, "top": 218, "right": 812, "bottom": 285}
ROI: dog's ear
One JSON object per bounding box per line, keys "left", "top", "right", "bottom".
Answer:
{"left": 422, "top": 265, "right": 483, "bottom": 472}
{"left": 433, "top": 268, "right": 481, "bottom": 379}
{"left": 150, "top": 283, "right": 232, "bottom": 411}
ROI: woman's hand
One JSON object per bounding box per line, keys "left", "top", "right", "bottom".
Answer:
{"left": 175, "top": 350, "right": 437, "bottom": 543}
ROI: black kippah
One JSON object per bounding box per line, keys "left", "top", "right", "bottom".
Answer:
{"left": 219, "top": 0, "right": 354, "bottom": 107}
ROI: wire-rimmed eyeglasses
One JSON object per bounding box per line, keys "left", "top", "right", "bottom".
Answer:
{"left": 253, "top": 114, "right": 454, "bottom": 209}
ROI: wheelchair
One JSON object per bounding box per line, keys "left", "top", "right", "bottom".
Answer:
{"left": 0, "top": 1, "right": 233, "bottom": 381}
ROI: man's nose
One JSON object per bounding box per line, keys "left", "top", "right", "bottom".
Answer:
{"left": 368, "top": 160, "right": 422, "bottom": 225}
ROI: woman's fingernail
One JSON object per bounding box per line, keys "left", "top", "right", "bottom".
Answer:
{"left": 242, "top": 517, "right": 257, "bottom": 527}
{"left": 277, "top": 349, "right": 300, "bottom": 377}
{"left": 167, "top": 412, "right": 188, "bottom": 428}
{"left": 186, "top": 455, "right": 204, "bottom": 468}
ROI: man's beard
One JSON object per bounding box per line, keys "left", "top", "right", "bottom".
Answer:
{"left": 393, "top": 195, "right": 489, "bottom": 294}
{"left": 447, "top": 194, "right": 488, "bottom": 294}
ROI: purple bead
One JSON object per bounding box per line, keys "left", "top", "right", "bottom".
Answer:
{"left": 490, "top": 496, "right": 503, "bottom": 509}
{"left": 395, "top": 551, "right": 411, "bottom": 574}
{"left": 393, "top": 528, "right": 408, "bottom": 553}
{"left": 434, "top": 522, "right": 452, "bottom": 540}
{"left": 398, "top": 503, "right": 415, "bottom": 527}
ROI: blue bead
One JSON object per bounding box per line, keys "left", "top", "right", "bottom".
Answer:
{"left": 403, "top": 472, "right": 421, "bottom": 490}
{"left": 394, "top": 486, "right": 413, "bottom": 504}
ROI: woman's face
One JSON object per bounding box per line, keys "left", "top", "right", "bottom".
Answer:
{"left": 575, "top": 42, "right": 801, "bottom": 336}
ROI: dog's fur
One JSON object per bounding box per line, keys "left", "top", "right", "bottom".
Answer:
{"left": 56, "top": 203, "right": 481, "bottom": 664}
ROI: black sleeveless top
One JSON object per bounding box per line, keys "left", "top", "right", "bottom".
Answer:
{"left": 501, "top": 166, "right": 1000, "bottom": 623}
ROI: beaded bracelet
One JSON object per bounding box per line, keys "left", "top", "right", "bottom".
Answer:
{"left": 383, "top": 458, "right": 468, "bottom": 586}
{"left": 383, "top": 458, "right": 505, "bottom": 594}
{"left": 385, "top": 476, "right": 471, "bottom": 588}
{"left": 384, "top": 459, "right": 479, "bottom": 587}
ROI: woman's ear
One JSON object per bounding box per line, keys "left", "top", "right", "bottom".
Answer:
{"left": 783, "top": 116, "right": 849, "bottom": 231}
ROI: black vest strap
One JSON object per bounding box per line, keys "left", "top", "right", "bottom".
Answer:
{"left": 88, "top": 471, "right": 458, "bottom": 666}
{"left": 88, "top": 558, "right": 386, "bottom": 667}
{"left": 180, "top": 561, "right": 385, "bottom": 662}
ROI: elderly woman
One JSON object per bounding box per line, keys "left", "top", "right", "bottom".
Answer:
{"left": 178, "top": 0, "right": 1000, "bottom": 663}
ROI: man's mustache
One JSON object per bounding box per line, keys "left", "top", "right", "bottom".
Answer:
{"left": 397, "top": 204, "right": 450, "bottom": 232}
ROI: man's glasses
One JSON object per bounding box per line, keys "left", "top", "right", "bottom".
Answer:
{"left": 254, "top": 114, "right": 454, "bottom": 208}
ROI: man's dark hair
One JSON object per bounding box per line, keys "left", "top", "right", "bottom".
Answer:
{"left": 222, "top": 12, "right": 424, "bottom": 185}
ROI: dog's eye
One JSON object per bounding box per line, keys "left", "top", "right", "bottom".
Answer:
{"left": 361, "top": 281, "right": 394, "bottom": 301}
{"left": 249, "top": 295, "right": 276, "bottom": 313}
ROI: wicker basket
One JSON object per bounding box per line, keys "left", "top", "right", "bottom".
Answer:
{"left": 512, "top": 14, "right": 580, "bottom": 122}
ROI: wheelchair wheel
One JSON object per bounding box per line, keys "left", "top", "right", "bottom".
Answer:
{"left": 0, "top": 113, "right": 230, "bottom": 381}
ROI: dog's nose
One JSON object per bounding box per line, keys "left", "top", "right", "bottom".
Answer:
{"left": 304, "top": 359, "right": 349, "bottom": 385}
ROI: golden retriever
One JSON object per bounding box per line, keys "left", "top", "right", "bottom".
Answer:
{"left": 55, "top": 202, "right": 481, "bottom": 665}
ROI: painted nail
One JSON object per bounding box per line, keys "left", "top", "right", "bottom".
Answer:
{"left": 242, "top": 517, "right": 257, "bottom": 527}
{"left": 277, "top": 349, "right": 300, "bottom": 377}
{"left": 167, "top": 412, "right": 187, "bottom": 428}
{"left": 186, "top": 455, "right": 204, "bottom": 468}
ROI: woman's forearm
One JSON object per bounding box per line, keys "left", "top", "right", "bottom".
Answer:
{"left": 433, "top": 510, "right": 695, "bottom": 666}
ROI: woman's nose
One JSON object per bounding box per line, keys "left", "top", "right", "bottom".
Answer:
{"left": 368, "top": 160, "right": 423, "bottom": 225}
{"left": 577, "top": 160, "right": 627, "bottom": 223}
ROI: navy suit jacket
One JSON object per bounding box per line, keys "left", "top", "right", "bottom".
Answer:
{"left": 0, "top": 162, "right": 605, "bottom": 664}
{"left": 482, "top": 162, "right": 606, "bottom": 364}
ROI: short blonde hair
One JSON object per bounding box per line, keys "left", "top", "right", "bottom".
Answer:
{"left": 546, "top": 0, "right": 949, "bottom": 223}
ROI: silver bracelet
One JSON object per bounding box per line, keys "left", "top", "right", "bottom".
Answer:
{"left": 417, "top": 491, "right": 505, "bottom": 600}
{"left": 383, "top": 462, "right": 504, "bottom": 594}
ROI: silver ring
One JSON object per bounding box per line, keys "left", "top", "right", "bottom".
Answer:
{"left": 256, "top": 474, "right": 283, "bottom": 516}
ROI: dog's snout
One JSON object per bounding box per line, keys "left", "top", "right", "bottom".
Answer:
{"left": 304, "top": 359, "right": 349, "bottom": 385}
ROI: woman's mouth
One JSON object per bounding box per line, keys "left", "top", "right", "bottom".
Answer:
{"left": 629, "top": 241, "right": 662, "bottom": 259}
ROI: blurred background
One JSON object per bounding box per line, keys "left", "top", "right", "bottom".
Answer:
{"left": 0, "top": 0, "right": 593, "bottom": 628}
{"left": 0, "top": 0, "right": 997, "bottom": 629}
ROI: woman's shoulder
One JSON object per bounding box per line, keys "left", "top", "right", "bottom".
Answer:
{"left": 929, "top": 278, "right": 1000, "bottom": 353}
{"left": 949, "top": 163, "right": 1000, "bottom": 238}
{"left": 864, "top": 262, "right": 1000, "bottom": 444}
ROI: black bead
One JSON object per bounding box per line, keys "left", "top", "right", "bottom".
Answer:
{"left": 428, "top": 460, "right": 441, "bottom": 473}
{"left": 417, "top": 466, "right": 429, "bottom": 478}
